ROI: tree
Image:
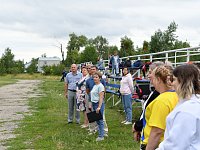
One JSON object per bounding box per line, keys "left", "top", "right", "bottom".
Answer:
{"left": 142, "top": 40, "right": 149, "bottom": 52}
{"left": 65, "top": 49, "right": 79, "bottom": 67}
{"left": 119, "top": 36, "right": 135, "bottom": 57}
{"left": 26, "top": 58, "right": 38, "bottom": 74}
{"left": 0, "top": 48, "right": 15, "bottom": 74}
{"left": 65, "top": 33, "right": 88, "bottom": 66}
{"left": 149, "top": 21, "right": 179, "bottom": 53}
{"left": 149, "top": 29, "right": 164, "bottom": 53}
{"left": 67, "top": 33, "right": 87, "bottom": 52}
{"left": 79, "top": 46, "right": 98, "bottom": 64}
{"left": 92, "top": 36, "right": 109, "bottom": 58}
{"left": 13, "top": 60, "right": 24, "bottom": 74}
{"left": 0, "top": 58, "right": 6, "bottom": 75}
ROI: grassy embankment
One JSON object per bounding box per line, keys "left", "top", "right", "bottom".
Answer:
{"left": 1, "top": 74, "right": 141, "bottom": 150}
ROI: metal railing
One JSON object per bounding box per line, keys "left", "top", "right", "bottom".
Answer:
{"left": 103, "top": 46, "right": 200, "bottom": 68}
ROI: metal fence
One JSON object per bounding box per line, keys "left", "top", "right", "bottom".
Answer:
{"left": 103, "top": 46, "right": 200, "bottom": 68}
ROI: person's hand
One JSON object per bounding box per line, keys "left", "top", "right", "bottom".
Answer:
{"left": 88, "top": 102, "right": 92, "bottom": 111}
{"left": 65, "top": 92, "right": 68, "bottom": 99}
{"left": 133, "top": 131, "right": 141, "bottom": 142}
{"left": 96, "top": 107, "right": 100, "bottom": 114}
{"left": 132, "top": 123, "right": 141, "bottom": 142}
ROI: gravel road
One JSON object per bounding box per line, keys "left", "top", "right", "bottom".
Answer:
{"left": 0, "top": 80, "right": 42, "bottom": 150}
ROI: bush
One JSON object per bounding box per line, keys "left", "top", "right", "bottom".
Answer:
{"left": 42, "top": 64, "right": 65, "bottom": 76}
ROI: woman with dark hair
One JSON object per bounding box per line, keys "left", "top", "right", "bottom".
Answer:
{"left": 120, "top": 67, "right": 134, "bottom": 125}
{"left": 157, "top": 64, "right": 200, "bottom": 150}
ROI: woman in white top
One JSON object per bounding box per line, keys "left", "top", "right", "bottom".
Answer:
{"left": 157, "top": 64, "right": 200, "bottom": 150}
{"left": 120, "top": 67, "right": 134, "bottom": 125}
{"left": 90, "top": 71, "right": 105, "bottom": 141}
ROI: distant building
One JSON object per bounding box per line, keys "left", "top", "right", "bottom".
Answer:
{"left": 38, "top": 56, "right": 61, "bottom": 73}
{"left": 24, "top": 61, "right": 32, "bottom": 69}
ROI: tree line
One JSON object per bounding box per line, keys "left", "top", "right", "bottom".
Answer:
{"left": 0, "top": 22, "right": 192, "bottom": 75}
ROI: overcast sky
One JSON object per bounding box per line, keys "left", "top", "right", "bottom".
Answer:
{"left": 0, "top": 0, "right": 200, "bottom": 62}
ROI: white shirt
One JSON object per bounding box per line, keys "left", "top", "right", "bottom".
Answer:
{"left": 114, "top": 56, "right": 118, "bottom": 65}
{"left": 157, "top": 94, "right": 200, "bottom": 150}
{"left": 120, "top": 73, "right": 134, "bottom": 95}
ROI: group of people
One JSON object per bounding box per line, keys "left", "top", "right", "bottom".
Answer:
{"left": 132, "top": 62, "right": 200, "bottom": 150}
{"left": 63, "top": 61, "right": 200, "bottom": 149}
{"left": 64, "top": 64, "right": 108, "bottom": 142}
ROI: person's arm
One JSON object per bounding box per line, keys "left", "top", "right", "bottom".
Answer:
{"left": 132, "top": 122, "right": 141, "bottom": 142}
{"left": 146, "top": 126, "right": 164, "bottom": 150}
{"left": 157, "top": 112, "right": 197, "bottom": 150}
{"left": 64, "top": 75, "right": 68, "bottom": 98}
{"left": 101, "top": 79, "right": 106, "bottom": 93}
{"left": 128, "top": 75, "right": 134, "bottom": 94}
{"left": 64, "top": 83, "right": 68, "bottom": 98}
{"left": 86, "top": 79, "right": 90, "bottom": 94}
{"left": 146, "top": 100, "right": 169, "bottom": 150}
{"left": 96, "top": 91, "right": 104, "bottom": 113}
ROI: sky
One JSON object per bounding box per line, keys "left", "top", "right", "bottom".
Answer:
{"left": 0, "top": 0, "right": 200, "bottom": 63}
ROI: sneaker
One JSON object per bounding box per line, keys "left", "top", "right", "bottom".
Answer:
{"left": 76, "top": 109, "right": 80, "bottom": 111}
{"left": 68, "top": 121, "right": 73, "bottom": 124}
{"left": 96, "top": 137, "right": 104, "bottom": 142}
{"left": 124, "top": 121, "right": 132, "bottom": 125}
{"left": 121, "top": 120, "right": 126, "bottom": 124}
{"left": 104, "top": 133, "right": 108, "bottom": 137}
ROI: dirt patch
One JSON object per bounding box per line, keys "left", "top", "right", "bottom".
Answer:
{"left": 0, "top": 80, "right": 42, "bottom": 149}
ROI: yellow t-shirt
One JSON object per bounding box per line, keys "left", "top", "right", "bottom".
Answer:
{"left": 141, "top": 91, "right": 178, "bottom": 145}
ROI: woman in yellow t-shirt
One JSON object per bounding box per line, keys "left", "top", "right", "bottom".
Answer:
{"left": 142, "top": 66, "right": 178, "bottom": 150}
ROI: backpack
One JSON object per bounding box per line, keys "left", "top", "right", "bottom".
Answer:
{"left": 132, "top": 84, "right": 143, "bottom": 99}
{"left": 133, "top": 60, "right": 143, "bottom": 68}
{"left": 119, "top": 61, "right": 125, "bottom": 68}
{"left": 124, "top": 60, "right": 132, "bottom": 67}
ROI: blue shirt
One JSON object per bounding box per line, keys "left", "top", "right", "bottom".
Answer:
{"left": 65, "top": 71, "right": 82, "bottom": 90}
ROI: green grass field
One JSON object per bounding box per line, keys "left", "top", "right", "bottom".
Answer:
{"left": 0, "top": 76, "right": 17, "bottom": 87}
{"left": 1, "top": 74, "right": 141, "bottom": 150}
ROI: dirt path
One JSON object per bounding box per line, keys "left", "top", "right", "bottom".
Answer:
{"left": 0, "top": 80, "right": 42, "bottom": 150}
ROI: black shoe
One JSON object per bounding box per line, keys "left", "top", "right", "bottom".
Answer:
{"left": 68, "top": 121, "right": 73, "bottom": 124}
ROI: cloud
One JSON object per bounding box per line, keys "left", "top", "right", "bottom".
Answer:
{"left": 0, "top": 0, "right": 200, "bottom": 62}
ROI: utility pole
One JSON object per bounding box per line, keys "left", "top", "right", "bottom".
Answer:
{"left": 60, "top": 44, "right": 64, "bottom": 63}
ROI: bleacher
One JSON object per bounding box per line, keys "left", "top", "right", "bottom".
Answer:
{"left": 105, "top": 82, "right": 121, "bottom": 106}
{"left": 82, "top": 46, "right": 200, "bottom": 108}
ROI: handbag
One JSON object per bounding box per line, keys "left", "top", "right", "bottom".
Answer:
{"left": 87, "top": 111, "right": 103, "bottom": 123}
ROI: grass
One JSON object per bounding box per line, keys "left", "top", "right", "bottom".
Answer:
{"left": 0, "top": 74, "right": 141, "bottom": 150}
{"left": 0, "top": 76, "right": 17, "bottom": 87}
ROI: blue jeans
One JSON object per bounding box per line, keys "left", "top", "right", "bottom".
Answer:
{"left": 92, "top": 102, "right": 104, "bottom": 138}
{"left": 112, "top": 64, "right": 119, "bottom": 75}
{"left": 121, "top": 94, "right": 132, "bottom": 122}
